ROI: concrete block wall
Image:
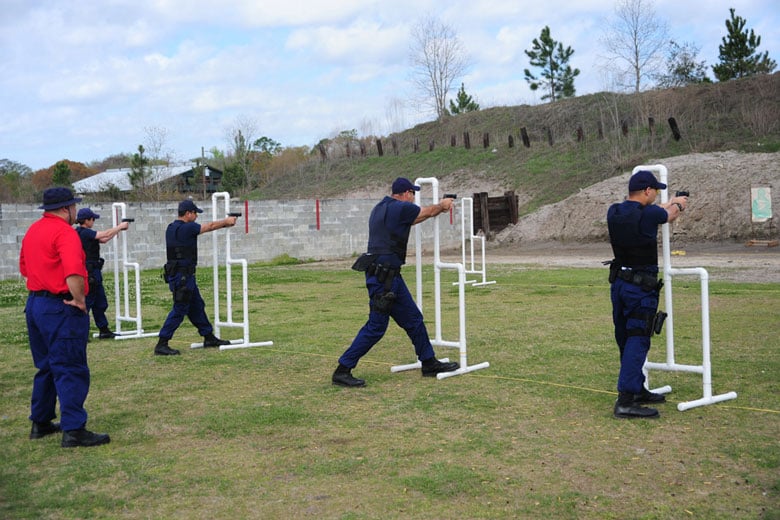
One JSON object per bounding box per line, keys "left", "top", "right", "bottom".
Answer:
{"left": 2, "top": 198, "right": 464, "bottom": 281}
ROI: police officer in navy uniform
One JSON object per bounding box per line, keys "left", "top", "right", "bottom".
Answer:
{"left": 332, "top": 177, "right": 459, "bottom": 387}
{"left": 20, "top": 187, "right": 111, "bottom": 447}
{"left": 75, "top": 208, "right": 130, "bottom": 338}
{"left": 607, "top": 170, "right": 688, "bottom": 418}
{"left": 154, "top": 199, "right": 237, "bottom": 356}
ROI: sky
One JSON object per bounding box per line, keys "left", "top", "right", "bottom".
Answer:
{"left": 1, "top": 0, "right": 778, "bottom": 171}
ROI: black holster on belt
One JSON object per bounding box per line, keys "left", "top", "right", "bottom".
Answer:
{"left": 174, "top": 283, "right": 192, "bottom": 304}
{"left": 351, "top": 253, "right": 375, "bottom": 272}
{"left": 652, "top": 311, "right": 668, "bottom": 335}
{"left": 162, "top": 262, "right": 176, "bottom": 282}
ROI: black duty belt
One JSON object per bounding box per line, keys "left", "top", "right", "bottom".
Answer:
{"left": 616, "top": 269, "right": 661, "bottom": 291}
{"left": 29, "top": 290, "right": 73, "bottom": 300}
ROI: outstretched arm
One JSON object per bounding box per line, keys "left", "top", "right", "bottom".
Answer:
{"left": 413, "top": 197, "right": 454, "bottom": 225}
{"left": 95, "top": 221, "right": 130, "bottom": 243}
{"left": 199, "top": 216, "right": 238, "bottom": 234}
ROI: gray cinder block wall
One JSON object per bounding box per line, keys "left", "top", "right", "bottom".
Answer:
{"left": 2, "top": 198, "right": 464, "bottom": 281}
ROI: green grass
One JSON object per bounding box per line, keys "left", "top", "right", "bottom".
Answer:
{"left": 0, "top": 263, "right": 778, "bottom": 519}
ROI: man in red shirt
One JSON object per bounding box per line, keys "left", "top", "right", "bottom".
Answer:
{"left": 19, "top": 187, "right": 111, "bottom": 447}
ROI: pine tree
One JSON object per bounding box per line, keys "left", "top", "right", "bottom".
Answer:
{"left": 524, "top": 26, "right": 580, "bottom": 102}
{"left": 656, "top": 40, "right": 711, "bottom": 88}
{"left": 52, "top": 161, "right": 72, "bottom": 188}
{"left": 712, "top": 8, "right": 776, "bottom": 81}
{"left": 449, "top": 83, "right": 480, "bottom": 114}
{"left": 128, "top": 145, "right": 151, "bottom": 191}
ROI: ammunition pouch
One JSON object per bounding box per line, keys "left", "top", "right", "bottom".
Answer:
{"left": 88, "top": 274, "right": 98, "bottom": 288}
{"left": 371, "top": 291, "right": 396, "bottom": 314}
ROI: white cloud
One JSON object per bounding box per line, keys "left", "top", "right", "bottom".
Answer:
{"left": 1, "top": 0, "right": 777, "bottom": 170}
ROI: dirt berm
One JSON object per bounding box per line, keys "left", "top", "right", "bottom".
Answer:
{"left": 483, "top": 151, "right": 780, "bottom": 283}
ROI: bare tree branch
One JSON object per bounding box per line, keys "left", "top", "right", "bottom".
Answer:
{"left": 599, "top": 0, "right": 669, "bottom": 92}
{"left": 409, "top": 16, "right": 470, "bottom": 120}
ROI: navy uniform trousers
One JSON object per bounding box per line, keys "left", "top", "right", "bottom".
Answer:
{"left": 158, "top": 272, "right": 214, "bottom": 341}
{"left": 339, "top": 272, "right": 436, "bottom": 368}
{"left": 610, "top": 277, "right": 659, "bottom": 394}
{"left": 86, "top": 267, "right": 110, "bottom": 329}
{"left": 25, "top": 294, "right": 91, "bottom": 431}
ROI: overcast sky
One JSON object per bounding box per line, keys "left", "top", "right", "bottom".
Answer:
{"left": 2, "top": 0, "right": 777, "bottom": 171}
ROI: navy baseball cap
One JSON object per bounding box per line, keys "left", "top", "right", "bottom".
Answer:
{"left": 391, "top": 177, "right": 420, "bottom": 194}
{"left": 178, "top": 199, "right": 203, "bottom": 213}
{"left": 628, "top": 170, "right": 667, "bottom": 192}
{"left": 39, "top": 187, "right": 82, "bottom": 210}
{"left": 77, "top": 208, "right": 100, "bottom": 220}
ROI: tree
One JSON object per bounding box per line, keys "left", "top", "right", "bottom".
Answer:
{"left": 655, "top": 40, "right": 710, "bottom": 88}
{"left": 600, "top": 0, "right": 669, "bottom": 92}
{"left": 128, "top": 145, "right": 151, "bottom": 191}
{"left": 52, "top": 161, "right": 72, "bottom": 187}
{"left": 253, "top": 137, "right": 282, "bottom": 155}
{"left": 409, "top": 16, "right": 470, "bottom": 120}
{"left": 449, "top": 83, "right": 480, "bottom": 114}
{"left": 0, "top": 159, "right": 32, "bottom": 177}
{"left": 226, "top": 115, "right": 259, "bottom": 191}
{"left": 0, "top": 159, "right": 33, "bottom": 202}
{"left": 143, "top": 125, "right": 173, "bottom": 165}
{"left": 523, "top": 26, "right": 580, "bottom": 103}
{"left": 712, "top": 8, "right": 777, "bottom": 81}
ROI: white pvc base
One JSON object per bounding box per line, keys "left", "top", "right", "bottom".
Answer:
{"left": 391, "top": 358, "right": 450, "bottom": 373}
{"left": 191, "top": 338, "right": 274, "bottom": 350}
{"left": 436, "top": 361, "right": 490, "bottom": 380}
{"left": 645, "top": 361, "right": 737, "bottom": 411}
{"left": 97, "top": 330, "right": 159, "bottom": 340}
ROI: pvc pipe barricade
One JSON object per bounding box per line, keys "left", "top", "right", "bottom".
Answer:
{"left": 390, "top": 177, "right": 490, "bottom": 379}
{"left": 190, "top": 192, "right": 273, "bottom": 350}
{"left": 108, "top": 202, "right": 158, "bottom": 339}
{"left": 454, "top": 197, "right": 496, "bottom": 287}
{"left": 633, "top": 165, "right": 737, "bottom": 411}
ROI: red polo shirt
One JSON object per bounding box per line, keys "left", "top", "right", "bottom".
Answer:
{"left": 19, "top": 213, "right": 88, "bottom": 294}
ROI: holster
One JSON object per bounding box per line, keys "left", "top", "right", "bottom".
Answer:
{"left": 162, "top": 262, "right": 176, "bottom": 282}
{"left": 371, "top": 292, "right": 396, "bottom": 314}
{"left": 173, "top": 279, "right": 192, "bottom": 304}
{"left": 652, "top": 311, "right": 668, "bottom": 335}
{"left": 351, "top": 253, "right": 375, "bottom": 272}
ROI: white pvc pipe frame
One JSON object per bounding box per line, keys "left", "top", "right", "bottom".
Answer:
{"left": 190, "top": 192, "right": 273, "bottom": 350}
{"left": 390, "top": 177, "right": 490, "bottom": 379}
{"left": 635, "top": 165, "right": 737, "bottom": 411}
{"left": 455, "top": 196, "right": 496, "bottom": 287}
{"left": 109, "top": 202, "right": 158, "bottom": 339}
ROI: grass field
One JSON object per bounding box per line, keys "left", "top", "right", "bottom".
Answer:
{"left": 0, "top": 261, "right": 778, "bottom": 519}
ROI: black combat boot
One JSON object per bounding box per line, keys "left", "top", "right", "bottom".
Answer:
{"left": 203, "top": 333, "right": 231, "bottom": 348}
{"left": 98, "top": 327, "right": 117, "bottom": 339}
{"left": 614, "top": 392, "right": 659, "bottom": 419}
{"left": 332, "top": 364, "right": 366, "bottom": 387}
{"left": 421, "top": 358, "right": 460, "bottom": 377}
{"left": 61, "top": 429, "right": 111, "bottom": 448}
{"left": 154, "top": 338, "right": 180, "bottom": 356}
{"left": 633, "top": 388, "right": 667, "bottom": 404}
{"left": 30, "top": 421, "right": 61, "bottom": 439}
